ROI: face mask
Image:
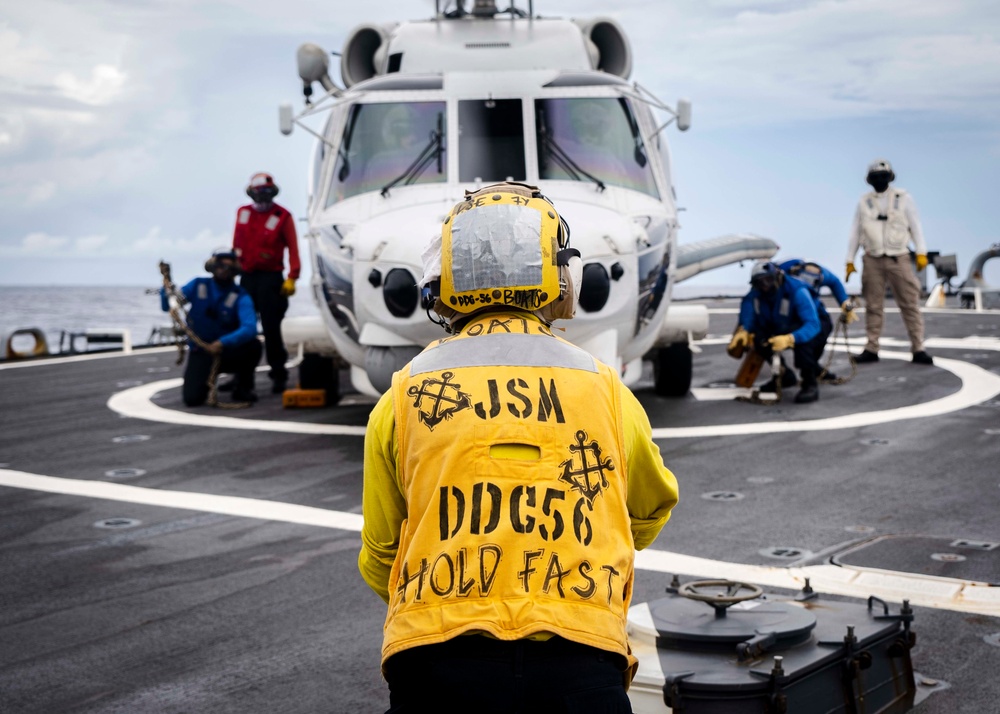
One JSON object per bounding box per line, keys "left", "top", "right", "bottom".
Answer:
{"left": 248, "top": 188, "right": 276, "bottom": 209}
{"left": 213, "top": 263, "right": 238, "bottom": 283}
{"left": 868, "top": 174, "right": 891, "bottom": 193}
{"left": 753, "top": 276, "right": 777, "bottom": 295}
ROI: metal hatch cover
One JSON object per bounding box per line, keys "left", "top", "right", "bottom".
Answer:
{"left": 833, "top": 535, "right": 1000, "bottom": 585}
{"left": 650, "top": 596, "right": 816, "bottom": 646}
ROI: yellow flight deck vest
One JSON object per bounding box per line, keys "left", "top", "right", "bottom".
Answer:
{"left": 859, "top": 188, "right": 911, "bottom": 256}
{"left": 384, "top": 312, "right": 634, "bottom": 665}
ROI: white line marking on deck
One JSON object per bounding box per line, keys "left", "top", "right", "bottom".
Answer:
{"left": 0, "top": 346, "right": 176, "bottom": 371}
{"left": 0, "top": 469, "right": 363, "bottom": 531}
{"left": 2, "top": 467, "right": 996, "bottom": 616}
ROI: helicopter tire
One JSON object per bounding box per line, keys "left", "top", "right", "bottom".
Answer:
{"left": 653, "top": 342, "right": 692, "bottom": 397}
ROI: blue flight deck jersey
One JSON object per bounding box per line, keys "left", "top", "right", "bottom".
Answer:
{"left": 778, "top": 259, "right": 848, "bottom": 318}
{"left": 738, "top": 274, "right": 821, "bottom": 345}
{"left": 161, "top": 277, "right": 258, "bottom": 350}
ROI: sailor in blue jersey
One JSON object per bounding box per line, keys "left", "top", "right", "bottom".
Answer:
{"left": 778, "top": 259, "right": 859, "bottom": 382}
{"left": 734, "top": 261, "right": 823, "bottom": 403}
{"left": 161, "top": 250, "right": 262, "bottom": 406}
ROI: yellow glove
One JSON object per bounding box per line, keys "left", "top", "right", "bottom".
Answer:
{"left": 915, "top": 254, "right": 928, "bottom": 271}
{"left": 727, "top": 327, "right": 751, "bottom": 358}
{"left": 845, "top": 262, "right": 857, "bottom": 282}
{"left": 280, "top": 278, "right": 297, "bottom": 297}
{"left": 768, "top": 333, "right": 795, "bottom": 352}
{"left": 840, "top": 300, "right": 859, "bottom": 324}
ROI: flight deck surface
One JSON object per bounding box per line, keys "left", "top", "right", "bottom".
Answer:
{"left": 1, "top": 300, "right": 999, "bottom": 713}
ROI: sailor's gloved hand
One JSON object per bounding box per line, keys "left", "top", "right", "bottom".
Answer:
{"left": 727, "top": 327, "right": 752, "bottom": 358}
{"left": 845, "top": 262, "right": 857, "bottom": 282}
{"left": 206, "top": 340, "right": 224, "bottom": 356}
{"left": 768, "top": 334, "right": 795, "bottom": 352}
{"left": 280, "top": 278, "right": 297, "bottom": 297}
{"left": 915, "top": 254, "right": 929, "bottom": 271}
{"left": 840, "top": 300, "right": 859, "bottom": 324}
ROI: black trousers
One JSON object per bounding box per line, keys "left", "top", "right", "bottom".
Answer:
{"left": 383, "top": 635, "right": 632, "bottom": 714}
{"left": 753, "top": 322, "right": 828, "bottom": 385}
{"left": 240, "top": 270, "right": 288, "bottom": 383}
{"left": 182, "top": 340, "right": 262, "bottom": 407}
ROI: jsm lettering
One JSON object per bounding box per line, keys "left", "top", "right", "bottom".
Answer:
{"left": 473, "top": 377, "right": 565, "bottom": 422}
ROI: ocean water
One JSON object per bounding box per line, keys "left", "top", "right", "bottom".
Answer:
{"left": 0, "top": 284, "right": 746, "bottom": 357}
{"left": 0, "top": 286, "right": 318, "bottom": 355}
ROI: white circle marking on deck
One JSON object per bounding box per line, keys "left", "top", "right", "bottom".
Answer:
{"left": 107, "top": 344, "right": 1000, "bottom": 438}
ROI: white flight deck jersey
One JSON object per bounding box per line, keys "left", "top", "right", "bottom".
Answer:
{"left": 846, "top": 188, "right": 926, "bottom": 261}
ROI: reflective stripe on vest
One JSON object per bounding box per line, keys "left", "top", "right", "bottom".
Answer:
{"left": 411, "top": 333, "right": 597, "bottom": 375}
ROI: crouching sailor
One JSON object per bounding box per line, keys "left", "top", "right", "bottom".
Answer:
{"left": 161, "top": 249, "right": 262, "bottom": 406}
{"left": 359, "top": 183, "right": 679, "bottom": 712}
{"left": 779, "top": 259, "right": 858, "bottom": 382}
{"left": 728, "top": 261, "right": 823, "bottom": 403}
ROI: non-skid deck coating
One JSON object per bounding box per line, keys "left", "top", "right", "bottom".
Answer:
{"left": 1, "top": 299, "right": 999, "bottom": 713}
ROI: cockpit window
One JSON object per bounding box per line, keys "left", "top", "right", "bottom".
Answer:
{"left": 458, "top": 99, "right": 526, "bottom": 183}
{"left": 327, "top": 101, "right": 447, "bottom": 205}
{"left": 535, "top": 98, "right": 659, "bottom": 198}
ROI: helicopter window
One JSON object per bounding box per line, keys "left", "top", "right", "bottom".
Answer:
{"left": 327, "top": 101, "right": 447, "bottom": 205}
{"left": 535, "top": 98, "right": 659, "bottom": 198}
{"left": 458, "top": 99, "right": 526, "bottom": 183}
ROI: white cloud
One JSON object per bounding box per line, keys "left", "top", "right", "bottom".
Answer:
{"left": 20, "top": 231, "right": 69, "bottom": 253}
{"left": 619, "top": 0, "right": 1000, "bottom": 126}
{"left": 53, "top": 64, "right": 127, "bottom": 106}
{"left": 129, "top": 226, "right": 226, "bottom": 256}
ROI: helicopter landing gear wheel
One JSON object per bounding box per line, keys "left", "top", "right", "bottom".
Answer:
{"left": 653, "top": 342, "right": 692, "bottom": 397}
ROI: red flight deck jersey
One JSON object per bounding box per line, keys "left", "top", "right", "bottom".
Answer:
{"left": 232, "top": 203, "right": 301, "bottom": 279}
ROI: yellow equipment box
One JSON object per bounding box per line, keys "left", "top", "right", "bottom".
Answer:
{"left": 282, "top": 388, "right": 327, "bottom": 408}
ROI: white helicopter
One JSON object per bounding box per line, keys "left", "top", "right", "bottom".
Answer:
{"left": 278, "top": 0, "right": 777, "bottom": 401}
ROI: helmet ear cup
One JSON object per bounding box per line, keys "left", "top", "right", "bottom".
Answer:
{"left": 205, "top": 257, "right": 216, "bottom": 272}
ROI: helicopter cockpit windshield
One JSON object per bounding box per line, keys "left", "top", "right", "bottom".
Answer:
{"left": 327, "top": 101, "right": 447, "bottom": 205}
{"left": 535, "top": 97, "right": 659, "bottom": 198}
{"left": 324, "top": 95, "right": 660, "bottom": 205}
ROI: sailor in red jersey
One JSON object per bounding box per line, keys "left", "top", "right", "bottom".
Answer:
{"left": 232, "top": 172, "right": 300, "bottom": 393}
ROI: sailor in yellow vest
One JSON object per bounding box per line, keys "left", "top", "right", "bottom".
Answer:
{"left": 359, "top": 182, "right": 679, "bottom": 712}
{"left": 845, "top": 159, "right": 933, "bottom": 365}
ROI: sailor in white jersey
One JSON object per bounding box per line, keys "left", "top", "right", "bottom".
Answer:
{"left": 845, "top": 158, "right": 933, "bottom": 365}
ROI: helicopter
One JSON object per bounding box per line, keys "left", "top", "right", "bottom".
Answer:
{"left": 277, "top": 0, "right": 778, "bottom": 401}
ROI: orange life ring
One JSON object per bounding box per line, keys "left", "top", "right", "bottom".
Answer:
{"left": 5, "top": 328, "right": 50, "bottom": 359}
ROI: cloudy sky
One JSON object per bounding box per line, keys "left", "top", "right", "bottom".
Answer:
{"left": 2, "top": 0, "right": 999, "bottom": 290}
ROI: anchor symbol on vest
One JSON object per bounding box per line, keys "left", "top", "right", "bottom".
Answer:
{"left": 408, "top": 371, "right": 472, "bottom": 430}
{"left": 559, "top": 430, "right": 614, "bottom": 506}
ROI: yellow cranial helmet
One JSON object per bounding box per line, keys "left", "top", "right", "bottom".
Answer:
{"left": 434, "top": 183, "right": 577, "bottom": 322}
